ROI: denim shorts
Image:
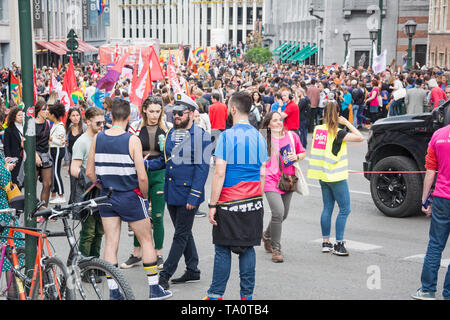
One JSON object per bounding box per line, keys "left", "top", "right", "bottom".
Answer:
{"left": 99, "top": 189, "right": 149, "bottom": 222}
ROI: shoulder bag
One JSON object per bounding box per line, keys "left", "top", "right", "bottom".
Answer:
{"left": 287, "top": 131, "right": 309, "bottom": 196}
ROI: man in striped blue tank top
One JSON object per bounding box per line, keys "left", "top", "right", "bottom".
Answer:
{"left": 86, "top": 99, "right": 172, "bottom": 300}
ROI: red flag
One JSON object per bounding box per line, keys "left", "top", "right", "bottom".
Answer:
{"left": 130, "top": 58, "right": 150, "bottom": 106}
{"left": 62, "top": 56, "right": 78, "bottom": 107}
{"left": 148, "top": 46, "right": 164, "bottom": 81}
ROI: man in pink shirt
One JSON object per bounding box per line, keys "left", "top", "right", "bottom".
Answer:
{"left": 306, "top": 79, "right": 321, "bottom": 132}
{"left": 412, "top": 123, "right": 450, "bottom": 300}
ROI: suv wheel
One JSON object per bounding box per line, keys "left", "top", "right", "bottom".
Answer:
{"left": 370, "top": 156, "right": 422, "bottom": 218}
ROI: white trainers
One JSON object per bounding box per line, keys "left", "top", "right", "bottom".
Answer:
{"left": 55, "top": 197, "right": 67, "bottom": 204}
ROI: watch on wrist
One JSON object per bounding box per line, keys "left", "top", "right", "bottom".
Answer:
{"left": 208, "top": 203, "right": 217, "bottom": 209}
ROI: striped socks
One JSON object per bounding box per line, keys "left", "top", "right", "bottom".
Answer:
{"left": 144, "top": 262, "right": 159, "bottom": 286}
{"left": 107, "top": 264, "right": 119, "bottom": 290}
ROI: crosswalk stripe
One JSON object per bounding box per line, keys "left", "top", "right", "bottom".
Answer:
{"left": 311, "top": 238, "right": 382, "bottom": 251}
{"left": 404, "top": 254, "right": 450, "bottom": 268}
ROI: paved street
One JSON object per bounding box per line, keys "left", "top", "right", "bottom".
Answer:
{"left": 37, "top": 130, "right": 449, "bottom": 300}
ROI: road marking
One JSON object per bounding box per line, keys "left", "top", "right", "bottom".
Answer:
{"left": 311, "top": 238, "right": 382, "bottom": 251}
{"left": 307, "top": 183, "right": 371, "bottom": 196}
{"left": 404, "top": 254, "right": 450, "bottom": 268}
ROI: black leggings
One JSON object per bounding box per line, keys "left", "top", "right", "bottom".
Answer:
{"left": 50, "top": 147, "right": 65, "bottom": 195}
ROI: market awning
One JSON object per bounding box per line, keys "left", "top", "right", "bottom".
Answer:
{"left": 45, "top": 40, "right": 99, "bottom": 54}
{"left": 77, "top": 41, "right": 99, "bottom": 53}
{"left": 35, "top": 41, "right": 66, "bottom": 56}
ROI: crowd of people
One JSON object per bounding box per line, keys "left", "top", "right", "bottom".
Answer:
{"left": 0, "top": 44, "right": 449, "bottom": 300}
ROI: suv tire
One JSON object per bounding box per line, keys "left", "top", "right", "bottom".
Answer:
{"left": 370, "top": 156, "right": 422, "bottom": 218}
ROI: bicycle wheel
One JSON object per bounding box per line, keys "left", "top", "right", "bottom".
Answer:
{"left": 32, "top": 256, "right": 76, "bottom": 300}
{"left": 77, "top": 257, "right": 135, "bottom": 300}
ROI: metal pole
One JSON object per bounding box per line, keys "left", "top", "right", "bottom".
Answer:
{"left": 345, "top": 41, "right": 348, "bottom": 64}
{"left": 371, "top": 40, "right": 374, "bottom": 67}
{"left": 18, "top": 0, "right": 37, "bottom": 281}
{"left": 378, "top": 0, "right": 382, "bottom": 55}
{"left": 47, "top": 0, "right": 50, "bottom": 66}
{"left": 407, "top": 36, "right": 413, "bottom": 70}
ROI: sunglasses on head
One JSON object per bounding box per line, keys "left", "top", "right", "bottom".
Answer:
{"left": 147, "top": 96, "right": 163, "bottom": 104}
{"left": 173, "top": 110, "right": 190, "bottom": 117}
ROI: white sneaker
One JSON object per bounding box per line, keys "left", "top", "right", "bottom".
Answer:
{"left": 55, "top": 197, "right": 66, "bottom": 204}
{"left": 49, "top": 198, "right": 59, "bottom": 204}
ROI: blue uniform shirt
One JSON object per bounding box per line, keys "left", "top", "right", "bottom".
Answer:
{"left": 145, "top": 123, "right": 212, "bottom": 207}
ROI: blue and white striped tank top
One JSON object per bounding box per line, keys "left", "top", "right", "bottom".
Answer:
{"left": 94, "top": 131, "right": 138, "bottom": 192}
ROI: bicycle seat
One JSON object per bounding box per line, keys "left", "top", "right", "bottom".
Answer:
{"left": 33, "top": 207, "right": 54, "bottom": 219}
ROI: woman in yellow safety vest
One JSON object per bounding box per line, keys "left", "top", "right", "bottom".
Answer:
{"left": 307, "top": 102, "right": 364, "bottom": 256}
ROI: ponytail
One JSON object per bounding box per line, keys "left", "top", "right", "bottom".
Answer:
{"left": 324, "top": 102, "right": 339, "bottom": 137}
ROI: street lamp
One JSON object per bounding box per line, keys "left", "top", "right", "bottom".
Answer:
{"left": 404, "top": 19, "right": 417, "bottom": 70}
{"left": 343, "top": 31, "right": 351, "bottom": 62}
{"left": 369, "top": 29, "right": 378, "bottom": 67}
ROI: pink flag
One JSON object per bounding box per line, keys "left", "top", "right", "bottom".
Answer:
{"left": 168, "top": 49, "right": 182, "bottom": 94}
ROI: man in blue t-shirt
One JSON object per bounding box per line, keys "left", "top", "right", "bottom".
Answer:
{"left": 205, "top": 91, "right": 269, "bottom": 301}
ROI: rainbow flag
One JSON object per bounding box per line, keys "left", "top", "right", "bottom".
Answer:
{"left": 97, "top": 0, "right": 106, "bottom": 15}
{"left": 9, "top": 72, "right": 20, "bottom": 105}
{"left": 194, "top": 47, "right": 204, "bottom": 58}
{"left": 71, "top": 89, "right": 84, "bottom": 104}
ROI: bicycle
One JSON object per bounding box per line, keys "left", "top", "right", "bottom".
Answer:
{"left": 33, "top": 188, "right": 135, "bottom": 300}
{"left": 0, "top": 208, "right": 75, "bottom": 300}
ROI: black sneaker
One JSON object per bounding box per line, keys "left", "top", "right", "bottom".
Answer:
{"left": 119, "top": 254, "right": 142, "bottom": 269}
{"left": 159, "top": 274, "right": 170, "bottom": 290}
{"left": 322, "top": 242, "right": 333, "bottom": 253}
{"left": 195, "top": 210, "right": 207, "bottom": 218}
{"left": 171, "top": 271, "right": 200, "bottom": 284}
{"left": 333, "top": 241, "right": 349, "bottom": 256}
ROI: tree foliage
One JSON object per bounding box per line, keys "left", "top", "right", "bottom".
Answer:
{"left": 244, "top": 47, "right": 273, "bottom": 65}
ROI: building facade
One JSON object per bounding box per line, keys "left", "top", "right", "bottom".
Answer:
{"left": 263, "top": 0, "right": 320, "bottom": 64}
{"left": 109, "top": 0, "right": 264, "bottom": 47}
{"left": 33, "top": 0, "right": 107, "bottom": 66}
{"left": 0, "top": 0, "right": 21, "bottom": 68}
{"left": 428, "top": 0, "right": 450, "bottom": 68}
{"left": 264, "top": 0, "right": 429, "bottom": 68}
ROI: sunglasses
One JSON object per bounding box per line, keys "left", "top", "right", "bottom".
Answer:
{"left": 147, "top": 97, "right": 163, "bottom": 104}
{"left": 95, "top": 121, "right": 106, "bottom": 127}
{"left": 173, "top": 110, "right": 190, "bottom": 117}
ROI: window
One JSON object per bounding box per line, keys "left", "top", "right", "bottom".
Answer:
{"left": 431, "top": 0, "right": 439, "bottom": 31}
{"left": 0, "top": 0, "right": 9, "bottom": 24}
{"left": 439, "top": 52, "right": 445, "bottom": 67}
{"left": 442, "top": 0, "right": 448, "bottom": 31}
{"left": 0, "top": 43, "right": 10, "bottom": 68}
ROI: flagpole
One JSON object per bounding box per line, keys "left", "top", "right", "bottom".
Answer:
{"left": 18, "top": 0, "right": 37, "bottom": 282}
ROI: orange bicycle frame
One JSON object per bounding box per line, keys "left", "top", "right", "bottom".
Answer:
{"left": 6, "top": 226, "right": 58, "bottom": 300}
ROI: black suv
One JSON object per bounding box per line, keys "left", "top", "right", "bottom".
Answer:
{"left": 363, "top": 101, "right": 450, "bottom": 218}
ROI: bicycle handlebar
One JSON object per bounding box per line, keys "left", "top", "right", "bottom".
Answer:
{"left": 33, "top": 188, "right": 114, "bottom": 219}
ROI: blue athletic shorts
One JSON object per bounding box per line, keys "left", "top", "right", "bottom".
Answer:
{"left": 99, "top": 189, "right": 149, "bottom": 222}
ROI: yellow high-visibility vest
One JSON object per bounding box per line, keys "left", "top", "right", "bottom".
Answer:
{"left": 307, "top": 124, "right": 348, "bottom": 182}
